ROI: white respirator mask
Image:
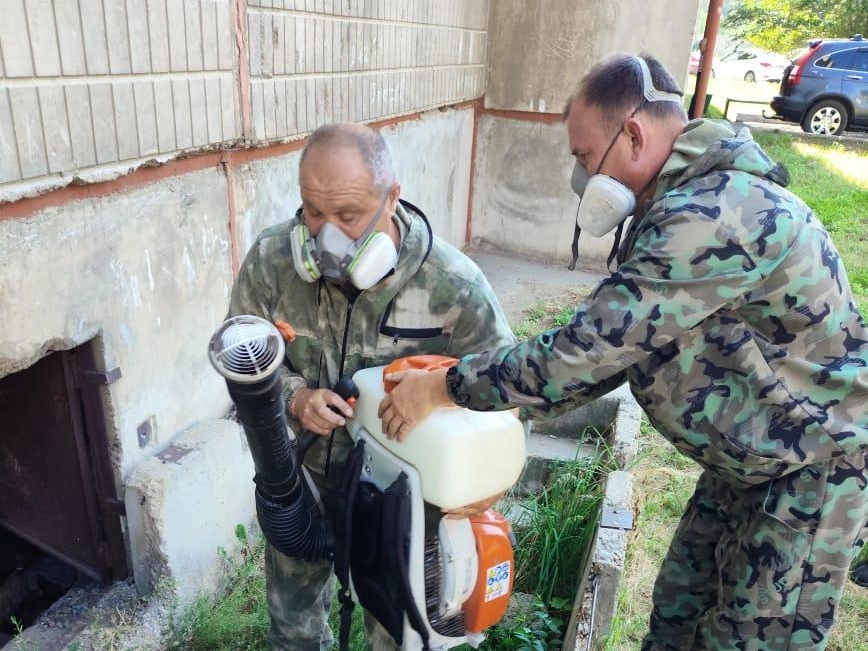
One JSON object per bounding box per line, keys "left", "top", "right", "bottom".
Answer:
{"left": 290, "top": 192, "right": 398, "bottom": 290}
{"left": 571, "top": 56, "right": 683, "bottom": 238}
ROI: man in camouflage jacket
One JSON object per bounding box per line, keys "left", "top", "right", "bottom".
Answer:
{"left": 380, "top": 55, "right": 867, "bottom": 651}
{"left": 228, "top": 123, "right": 515, "bottom": 651}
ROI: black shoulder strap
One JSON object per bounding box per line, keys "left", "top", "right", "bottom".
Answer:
{"left": 336, "top": 440, "right": 366, "bottom": 651}
{"left": 568, "top": 204, "right": 581, "bottom": 271}
{"left": 607, "top": 221, "right": 625, "bottom": 272}
{"left": 385, "top": 473, "right": 431, "bottom": 651}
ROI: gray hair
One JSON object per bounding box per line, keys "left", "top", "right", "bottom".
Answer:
{"left": 300, "top": 123, "right": 396, "bottom": 193}
{"left": 564, "top": 53, "right": 687, "bottom": 134}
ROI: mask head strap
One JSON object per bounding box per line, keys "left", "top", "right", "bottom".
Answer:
{"left": 634, "top": 56, "right": 683, "bottom": 105}
{"left": 348, "top": 190, "right": 391, "bottom": 256}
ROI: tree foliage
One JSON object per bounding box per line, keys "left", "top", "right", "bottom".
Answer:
{"left": 723, "top": 0, "right": 868, "bottom": 54}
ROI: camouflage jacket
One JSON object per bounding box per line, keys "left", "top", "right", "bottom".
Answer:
{"left": 229, "top": 200, "right": 515, "bottom": 465}
{"left": 447, "top": 120, "right": 868, "bottom": 486}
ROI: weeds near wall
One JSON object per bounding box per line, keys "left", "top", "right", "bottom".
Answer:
{"left": 512, "top": 452, "right": 611, "bottom": 606}
{"left": 171, "top": 525, "right": 269, "bottom": 651}
{"left": 512, "top": 289, "right": 590, "bottom": 339}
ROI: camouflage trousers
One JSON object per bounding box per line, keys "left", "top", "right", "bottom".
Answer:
{"left": 642, "top": 451, "right": 867, "bottom": 651}
{"left": 264, "top": 544, "right": 402, "bottom": 651}
{"left": 264, "top": 439, "right": 402, "bottom": 651}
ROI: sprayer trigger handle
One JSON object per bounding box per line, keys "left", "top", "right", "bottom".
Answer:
{"left": 332, "top": 375, "right": 360, "bottom": 409}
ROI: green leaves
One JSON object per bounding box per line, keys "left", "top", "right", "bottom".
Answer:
{"left": 723, "top": 0, "right": 868, "bottom": 54}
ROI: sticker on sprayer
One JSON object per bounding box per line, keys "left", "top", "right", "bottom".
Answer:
{"left": 484, "top": 561, "right": 511, "bottom": 602}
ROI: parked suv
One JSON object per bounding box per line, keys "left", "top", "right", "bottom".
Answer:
{"left": 770, "top": 35, "right": 867, "bottom": 136}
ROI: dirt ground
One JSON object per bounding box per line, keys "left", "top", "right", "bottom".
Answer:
{"left": 469, "top": 246, "right": 603, "bottom": 323}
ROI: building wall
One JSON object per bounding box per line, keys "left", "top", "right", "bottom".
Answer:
{"left": 471, "top": 0, "right": 703, "bottom": 264}
{"left": 0, "top": 0, "right": 240, "bottom": 200}
{"left": 470, "top": 114, "right": 619, "bottom": 263}
{"left": 485, "top": 0, "right": 701, "bottom": 113}
{"left": 0, "top": 0, "right": 487, "bottom": 203}
{"left": 0, "top": 166, "right": 234, "bottom": 476}
{"left": 233, "top": 106, "right": 475, "bottom": 255}
{"left": 246, "top": 1, "right": 487, "bottom": 140}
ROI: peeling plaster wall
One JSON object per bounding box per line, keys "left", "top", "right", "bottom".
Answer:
{"left": 470, "top": 115, "right": 618, "bottom": 263}
{"left": 0, "top": 168, "right": 234, "bottom": 481}
{"left": 485, "top": 0, "right": 702, "bottom": 113}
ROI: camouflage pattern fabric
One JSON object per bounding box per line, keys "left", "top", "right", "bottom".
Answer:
{"left": 444, "top": 119, "right": 868, "bottom": 649}
{"left": 643, "top": 455, "right": 866, "bottom": 651}
{"left": 229, "top": 200, "right": 516, "bottom": 650}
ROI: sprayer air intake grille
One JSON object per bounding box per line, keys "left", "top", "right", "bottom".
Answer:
{"left": 208, "top": 315, "right": 286, "bottom": 384}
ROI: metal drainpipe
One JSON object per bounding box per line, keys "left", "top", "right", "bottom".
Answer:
{"left": 692, "top": 0, "right": 725, "bottom": 119}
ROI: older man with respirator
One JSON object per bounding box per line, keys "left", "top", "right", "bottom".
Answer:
{"left": 227, "top": 123, "right": 516, "bottom": 651}
{"left": 378, "top": 54, "right": 868, "bottom": 651}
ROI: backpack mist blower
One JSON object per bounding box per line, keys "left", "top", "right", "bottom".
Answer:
{"left": 208, "top": 315, "right": 526, "bottom": 650}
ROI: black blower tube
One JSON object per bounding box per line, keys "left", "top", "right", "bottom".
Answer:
{"left": 209, "top": 315, "right": 331, "bottom": 562}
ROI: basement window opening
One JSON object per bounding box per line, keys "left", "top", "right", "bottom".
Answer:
{"left": 0, "top": 344, "right": 128, "bottom": 641}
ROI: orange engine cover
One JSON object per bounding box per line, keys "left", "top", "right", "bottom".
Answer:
{"left": 463, "top": 510, "right": 514, "bottom": 633}
{"left": 382, "top": 355, "right": 458, "bottom": 393}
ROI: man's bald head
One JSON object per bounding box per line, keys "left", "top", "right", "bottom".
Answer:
{"left": 300, "top": 123, "right": 396, "bottom": 194}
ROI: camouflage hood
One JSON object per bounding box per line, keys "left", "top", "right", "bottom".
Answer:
{"left": 655, "top": 119, "right": 790, "bottom": 199}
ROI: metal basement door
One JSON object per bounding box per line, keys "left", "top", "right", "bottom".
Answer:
{"left": 0, "top": 344, "right": 127, "bottom": 581}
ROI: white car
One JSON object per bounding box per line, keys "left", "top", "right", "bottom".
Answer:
{"left": 713, "top": 48, "right": 790, "bottom": 82}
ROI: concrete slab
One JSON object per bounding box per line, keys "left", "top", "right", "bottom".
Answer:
{"left": 124, "top": 418, "right": 257, "bottom": 606}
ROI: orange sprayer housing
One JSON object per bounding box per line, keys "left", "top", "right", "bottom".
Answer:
{"left": 382, "top": 355, "right": 458, "bottom": 393}
{"left": 463, "top": 510, "right": 515, "bottom": 633}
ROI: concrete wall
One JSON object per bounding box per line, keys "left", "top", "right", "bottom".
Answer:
{"left": 0, "top": 168, "right": 234, "bottom": 477}
{"left": 470, "top": 115, "right": 619, "bottom": 263}
{"left": 471, "top": 0, "right": 703, "bottom": 264}
{"left": 485, "top": 0, "right": 702, "bottom": 113}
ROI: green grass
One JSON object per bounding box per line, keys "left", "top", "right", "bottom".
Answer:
{"left": 171, "top": 526, "right": 270, "bottom": 651}
{"left": 604, "top": 420, "right": 868, "bottom": 651}
{"left": 460, "top": 450, "right": 613, "bottom": 651}
{"left": 601, "top": 421, "right": 702, "bottom": 651}
{"left": 512, "top": 454, "right": 611, "bottom": 605}
{"left": 752, "top": 131, "right": 868, "bottom": 315}
{"left": 512, "top": 289, "right": 592, "bottom": 339}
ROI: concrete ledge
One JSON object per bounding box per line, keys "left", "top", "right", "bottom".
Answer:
{"left": 560, "top": 388, "right": 640, "bottom": 651}
{"left": 564, "top": 469, "right": 633, "bottom": 651}
{"left": 124, "top": 418, "right": 257, "bottom": 607}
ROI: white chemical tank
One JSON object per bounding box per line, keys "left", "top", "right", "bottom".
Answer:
{"left": 347, "top": 365, "right": 527, "bottom": 510}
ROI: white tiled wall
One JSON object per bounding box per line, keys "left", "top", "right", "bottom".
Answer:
{"left": 0, "top": 0, "right": 489, "bottom": 187}
{"left": 0, "top": 0, "right": 239, "bottom": 184}
{"left": 245, "top": 0, "right": 488, "bottom": 139}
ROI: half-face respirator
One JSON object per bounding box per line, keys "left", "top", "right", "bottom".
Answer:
{"left": 290, "top": 193, "right": 398, "bottom": 290}
{"left": 571, "top": 56, "right": 683, "bottom": 238}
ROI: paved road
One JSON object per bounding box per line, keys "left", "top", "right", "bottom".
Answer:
{"left": 736, "top": 113, "right": 868, "bottom": 144}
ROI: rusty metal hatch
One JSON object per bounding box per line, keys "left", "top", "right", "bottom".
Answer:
{"left": 0, "top": 344, "right": 127, "bottom": 582}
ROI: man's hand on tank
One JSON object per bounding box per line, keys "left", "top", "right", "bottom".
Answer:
{"left": 378, "top": 368, "right": 452, "bottom": 441}
{"left": 443, "top": 491, "right": 506, "bottom": 519}
{"left": 291, "top": 388, "right": 354, "bottom": 436}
